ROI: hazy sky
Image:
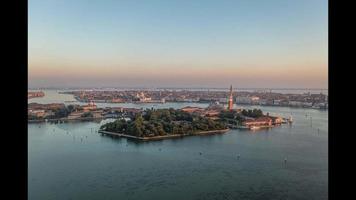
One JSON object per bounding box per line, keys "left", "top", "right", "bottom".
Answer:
{"left": 29, "top": 0, "right": 328, "bottom": 88}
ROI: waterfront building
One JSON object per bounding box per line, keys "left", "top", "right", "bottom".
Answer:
{"left": 273, "top": 99, "right": 282, "bottom": 105}
{"left": 242, "top": 117, "right": 273, "bottom": 127}
{"left": 111, "top": 98, "right": 125, "bottom": 103}
{"left": 204, "top": 102, "right": 224, "bottom": 117}
{"left": 289, "top": 101, "right": 302, "bottom": 107}
{"left": 236, "top": 96, "right": 260, "bottom": 105}
{"left": 67, "top": 111, "right": 85, "bottom": 119}
{"left": 92, "top": 110, "right": 104, "bottom": 118}
{"left": 269, "top": 116, "right": 284, "bottom": 125}
{"left": 111, "top": 107, "right": 124, "bottom": 113}
{"left": 137, "top": 92, "right": 152, "bottom": 102}
{"left": 28, "top": 91, "right": 45, "bottom": 99}
{"left": 28, "top": 109, "right": 46, "bottom": 118}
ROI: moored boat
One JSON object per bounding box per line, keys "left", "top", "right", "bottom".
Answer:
{"left": 250, "top": 126, "right": 260, "bottom": 130}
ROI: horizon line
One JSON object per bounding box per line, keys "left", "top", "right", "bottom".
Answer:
{"left": 28, "top": 86, "right": 328, "bottom": 90}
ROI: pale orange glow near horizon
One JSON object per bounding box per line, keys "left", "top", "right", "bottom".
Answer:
{"left": 28, "top": 0, "right": 327, "bottom": 88}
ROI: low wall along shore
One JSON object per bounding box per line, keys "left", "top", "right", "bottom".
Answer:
{"left": 99, "top": 129, "right": 230, "bottom": 141}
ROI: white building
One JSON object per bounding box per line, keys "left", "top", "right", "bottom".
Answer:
{"left": 289, "top": 101, "right": 303, "bottom": 107}
{"left": 236, "top": 96, "right": 260, "bottom": 104}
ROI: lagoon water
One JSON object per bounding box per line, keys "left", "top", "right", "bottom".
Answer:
{"left": 28, "top": 90, "right": 328, "bottom": 200}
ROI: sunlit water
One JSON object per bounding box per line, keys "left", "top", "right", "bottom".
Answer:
{"left": 28, "top": 90, "right": 328, "bottom": 200}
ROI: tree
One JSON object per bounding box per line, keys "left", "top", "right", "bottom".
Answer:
{"left": 241, "top": 109, "right": 263, "bottom": 118}
{"left": 155, "top": 123, "right": 166, "bottom": 136}
{"left": 54, "top": 107, "right": 69, "bottom": 118}
{"left": 81, "top": 112, "right": 93, "bottom": 118}
{"left": 100, "top": 108, "right": 229, "bottom": 137}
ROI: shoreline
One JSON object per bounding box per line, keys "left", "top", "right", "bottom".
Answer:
{"left": 98, "top": 128, "right": 230, "bottom": 141}
{"left": 28, "top": 116, "right": 105, "bottom": 123}
{"left": 60, "top": 95, "right": 328, "bottom": 110}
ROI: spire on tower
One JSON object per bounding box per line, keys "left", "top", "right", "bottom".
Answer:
{"left": 228, "top": 85, "right": 233, "bottom": 111}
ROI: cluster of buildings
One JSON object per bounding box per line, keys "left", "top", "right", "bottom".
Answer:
{"left": 65, "top": 90, "right": 166, "bottom": 104}
{"left": 241, "top": 114, "right": 287, "bottom": 129}
{"left": 28, "top": 103, "right": 65, "bottom": 119}
{"left": 28, "top": 101, "right": 142, "bottom": 121}
{"left": 63, "top": 88, "right": 327, "bottom": 109}
{"left": 235, "top": 92, "right": 328, "bottom": 109}
{"left": 67, "top": 101, "right": 142, "bottom": 120}
{"left": 29, "top": 85, "right": 293, "bottom": 131}
{"left": 28, "top": 91, "right": 45, "bottom": 99}
{"left": 181, "top": 85, "right": 290, "bottom": 130}
{"left": 134, "top": 92, "right": 165, "bottom": 103}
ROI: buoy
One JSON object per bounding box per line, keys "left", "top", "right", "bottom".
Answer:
{"left": 284, "top": 158, "right": 287, "bottom": 164}
{"left": 237, "top": 154, "right": 240, "bottom": 160}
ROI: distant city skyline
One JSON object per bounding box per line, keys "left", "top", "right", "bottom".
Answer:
{"left": 29, "top": 0, "right": 328, "bottom": 89}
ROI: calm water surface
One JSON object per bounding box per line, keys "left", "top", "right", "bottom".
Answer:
{"left": 28, "top": 90, "right": 328, "bottom": 200}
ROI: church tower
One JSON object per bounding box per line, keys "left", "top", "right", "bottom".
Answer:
{"left": 228, "top": 85, "right": 233, "bottom": 111}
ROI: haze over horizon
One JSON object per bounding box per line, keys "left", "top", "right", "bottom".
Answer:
{"left": 29, "top": 0, "right": 328, "bottom": 89}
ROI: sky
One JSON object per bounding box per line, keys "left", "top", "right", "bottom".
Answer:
{"left": 29, "top": 0, "right": 328, "bottom": 89}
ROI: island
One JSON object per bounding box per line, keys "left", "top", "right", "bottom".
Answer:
{"left": 28, "top": 92, "right": 293, "bottom": 141}
{"left": 98, "top": 103, "right": 292, "bottom": 141}
{"left": 99, "top": 108, "right": 229, "bottom": 141}
{"left": 28, "top": 102, "right": 140, "bottom": 123}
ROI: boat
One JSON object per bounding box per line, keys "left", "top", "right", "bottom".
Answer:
{"left": 250, "top": 126, "right": 260, "bottom": 130}
{"left": 288, "top": 115, "right": 293, "bottom": 123}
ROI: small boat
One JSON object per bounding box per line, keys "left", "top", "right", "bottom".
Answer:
{"left": 250, "top": 126, "right": 260, "bottom": 130}
{"left": 288, "top": 116, "right": 293, "bottom": 123}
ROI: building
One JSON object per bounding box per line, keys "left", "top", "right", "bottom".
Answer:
{"left": 273, "top": 99, "right": 282, "bottom": 105}
{"left": 111, "top": 98, "right": 125, "bottom": 103}
{"left": 111, "top": 107, "right": 124, "bottom": 113}
{"left": 67, "top": 111, "right": 84, "bottom": 119}
{"left": 228, "top": 85, "right": 233, "bottom": 110}
{"left": 92, "top": 110, "right": 104, "bottom": 118}
{"left": 181, "top": 106, "right": 204, "bottom": 113}
{"left": 28, "top": 109, "right": 46, "bottom": 118}
{"left": 242, "top": 117, "right": 272, "bottom": 127}
{"left": 28, "top": 103, "right": 65, "bottom": 111}
{"left": 270, "top": 116, "right": 284, "bottom": 125}
{"left": 137, "top": 92, "right": 152, "bottom": 102}
{"left": 82, "top": 101, "right": 97, "bottom": 111}
{"left": 205, "top": 102, "right": 223, "bottom": 115}
{"left": 289, "top": 101, "right": 303, "bottom": 107}
{"left": 236, "top": 96, "right": 259, "bottom": 104}
{"left": 122, "top": 108, "right": 142, "bottom": 117}
{"left": 28, "top": 91, "right": 45, "bottom": 99}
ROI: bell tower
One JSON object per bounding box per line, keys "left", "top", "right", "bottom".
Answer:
{"left": 228, "top": 85, "right": 233, "bottom": 110}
